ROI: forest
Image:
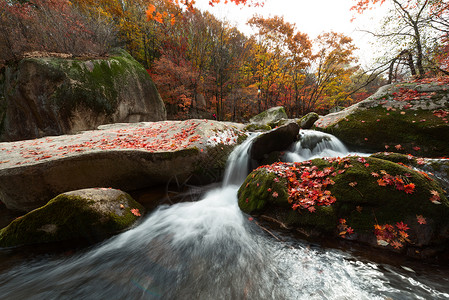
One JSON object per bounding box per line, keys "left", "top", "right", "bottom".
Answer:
{"left": 1, "top": 0, "right": 448, "bottom": 120}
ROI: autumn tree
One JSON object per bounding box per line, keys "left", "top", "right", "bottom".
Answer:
{"left": 352, "top": 0, "right": 449, "bottom": 78}
{"left": 302, "top": 32, "right": 358, "bottom": 113}
{"left": 0, "top": 0, "right": 116, "bottom": 63}
{"left": 247, "top": 16, "right": 312, "bottom": 114}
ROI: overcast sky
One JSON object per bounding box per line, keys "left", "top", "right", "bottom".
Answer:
{"left": 194, "top": 0, "right": 390, "bottom": 66}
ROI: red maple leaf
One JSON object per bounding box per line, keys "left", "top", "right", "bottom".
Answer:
{"left": 403, "top": 183, "right": 415, "bottom": 194}
{"left": 390, "top": 240, "right": 403, "bottom": 249}
{"left": 377, "top": 178, "right": 387, "bottom": 186}
{"left": 396, "top": 221, "right": 410, "bottom": 231}
{"left": 131, "top": 208, "right": 141, "bottom": 217}
{"left": 416, "top": 215, "right": 426, "bottom": 225}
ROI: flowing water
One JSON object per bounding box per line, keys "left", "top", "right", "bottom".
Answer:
{"left": 284, "top": 130, "right": 358, "bottom": 162}
{"left": 0, "top": 130, "right": 448, "bottom": 300}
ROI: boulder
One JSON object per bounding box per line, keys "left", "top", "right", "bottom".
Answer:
{"left": 248, "top": 106, "right": 288, "bottom": 128}
{"left": 0, "top": 188, "right": 144, "bottom": 247}
{"left": 250, "top": 122, "right": 299, "bottom": 162}
{"left": 0, "top": 49, "right": 166, "bottom": 142}
{"left": 314, "top": 78, "right": 449, "bottom": 157}
{"left": 370, "top": 152, "right": 449, "bottom": 191}
{"left": 297, "top": 112, "right": 319, "bottom": 129}
{"left": 0, "top": 120, "right": 246, "bottom": 212}
{"left": 238, "top": 156, "right": 449, "bottom": 260}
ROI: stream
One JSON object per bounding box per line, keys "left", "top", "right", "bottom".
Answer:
{"left": 0, "top": 130, "right": 448, "bottom": 299}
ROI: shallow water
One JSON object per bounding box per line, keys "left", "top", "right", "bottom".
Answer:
{"left": 0, "top": 130, "right": 448, "bottom": 299}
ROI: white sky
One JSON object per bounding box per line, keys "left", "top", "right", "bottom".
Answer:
{"left": 194, "top": 0, "right": 390, "bottom": 67}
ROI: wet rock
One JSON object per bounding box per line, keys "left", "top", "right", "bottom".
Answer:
{"left": 250, "top": 122, "right": 299, "bottom": 162}
{"left": 0, "top": 188, "right": 144, "bottom": 247}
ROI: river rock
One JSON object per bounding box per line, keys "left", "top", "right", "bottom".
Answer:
{"left": 297, "top": 112, "right": 319, "bottom": 129}
{"left": 238, "top": 156, "right": 449, "bottom": 260}
{"left": 0, "top": 188, "right": 144, "bottom": 247}
{"left": 250, "top": 122, "right": 299, "bottom": 162}
{"left": 314, "top": 79, "right": 449, "bottom": 157}
{"left": 0, "top": 120, "right": 246, "bottom": 212}
{"left": 0, "top": 49, "right": 166, "bottom": 142}
{"left": 245, "top": 106, "right": 288, "bottom": 131}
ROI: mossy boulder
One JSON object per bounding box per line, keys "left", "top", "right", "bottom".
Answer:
{"left": 314, "top": 80, "right": 449, "bottom": 157}
{"left": 298, "top": 112, "right": 319, "bottom": 129}
{"left": 0, "top": 49, "right": 166, "bottom": 142}
{"left": 0, "top": 188, "right": 144, "bottom": 247}
{"left": 243, "top": 123, "right": 272, "bottom": 132}
{"left": 370, "top": 152, "right": 449, "bottom": 191}
{"left": 248, "top": 106, "right": 288, "bottom": 128}
{"left": 238, "top": 156, "right": 449, "bottom": 259}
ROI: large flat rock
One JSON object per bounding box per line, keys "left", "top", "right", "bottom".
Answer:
{"left": 315, "top": 79, "right": 449, "bottom": 157}
{"left": 0, "top": 120, "right": 245, "bottom": 212}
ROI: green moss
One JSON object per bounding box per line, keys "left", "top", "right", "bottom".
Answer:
{"left": 244, "top": 123, "right": 272, "bottom": 132}
{"left": 318, "top": 106, "right": 449, "bottom": 157}
{"left": 237, "top": 132, "right": 248, "bottom": 144}
{"left": 298, "top": 112, "right": 319, "bottom": 129}
{"left": 249, "top": 107, "right": 288, "bottom": 125}
{"left": 238, "top": 156, "right": 449, "bottom": 242}
{"left": 328, "top": 157, "right": 447, "bottom": 232}
{"left": 23, "top": 49, "right": 150, "bottom": 120}
{"left": 238, "top": 169, "right": 289, "bottom": 213}
{"left": 284, "top": 205, "right": 337, "bottom": 232}
{"left": 370, "top": 152, "right": 417, "bottom": 165}
{"left": 0, "top": 191, "right": 144, "bottom": 247}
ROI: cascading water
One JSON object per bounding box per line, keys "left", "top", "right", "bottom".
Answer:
{"left": 222, "top": 133, "right": 260, "bottom": 186}
{"left": 284, "top": 130, "right": 352, "bottom": 162}
{"left": 0, "top": 131, "right": 448, "bottom": 300}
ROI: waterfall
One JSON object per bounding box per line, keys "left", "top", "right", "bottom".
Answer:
{"left": 223, "top": 133, "right": 260, "bottom": 186}
{"left": 0, "top": 130, "right": 447, "bottom": 300}
{"left": 284, "top": 129, "right": 352, "bottom": 162}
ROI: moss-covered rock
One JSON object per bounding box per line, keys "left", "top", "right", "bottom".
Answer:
{"left": 315, "top": 80, "right": 449, "bottom": 157}
{"left": 369, "top": 153, "right": 449, "bottom": 191}
{"left": 243, "top": 123, "right": 272, "bottom": 132}
{"left": 0, "top": 188, "right": 144, "bottom": 247}
{"left": 248, "top": 106, "right": 288, "bottom": 127}
{"left": 298, "top": 112, "right": 319, "bottom": 129}
{"left": 238, "top": 156, "right": 449, "bottom": 259}
{"left": 0, "top": 49, "right": 166, "bottom": 142}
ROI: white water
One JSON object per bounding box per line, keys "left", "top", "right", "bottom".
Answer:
{"left": 0, "top": 131, "right": 448, "bottom": 299}
{"left": 284, "top": 130, "right": 365, "bottom": 162}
